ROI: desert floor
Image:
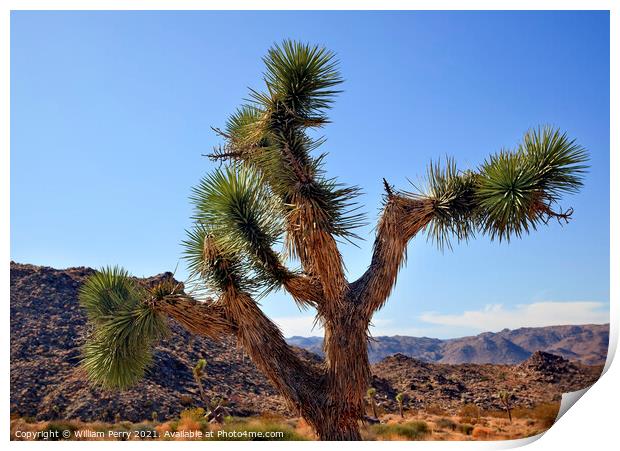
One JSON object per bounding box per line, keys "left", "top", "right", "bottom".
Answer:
{"left": 10, "top": 402, "right": 558, "bottom": 441}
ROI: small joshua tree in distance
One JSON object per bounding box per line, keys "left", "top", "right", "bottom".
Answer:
{"left": 193, "top": 358, "right": 207, "bottom": 404}
{"left": 396, "top": 393, "right": 405, "bottom": 419}
{"left": 367, "top": 388, "right": 378, "bottom": 419}
{"left": 498, "top": 390, "right": 513, "bottom": 423}
{"left": 78, "top": 40, "right": 588, "bottom": 440}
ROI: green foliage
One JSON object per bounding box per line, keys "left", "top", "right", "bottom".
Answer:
{"left": 422, "top": 159, "right": 478, "bottom": 250}
{"left": 180, "top": 407, "right": 206, "bottom": 422}
{"left": 79, "top": 267, "right": 169, "bottom": 389}
{"left": 435, "top": 417, "right": 457, "bottom": 431}
{"left": 210, "top": 40, "right": 365, "bottom": 250}
{"left": 421, "top": 126, "right": 588, "bottom": 247}
{"left": 183, "top": 224, "right": 251, "bottom": 294}
{"left": 371, "top": 421, "right": 430, "bottom": 440}
{"left": 259, "top": 39, "right": 343, "bottom": 122}
{"left": 79, "top": 266, "right": 140, "bottom": 324}
{"left": 193, "top": 358, "right": 207, "bottom": 376}
{"left": 457, "top": 423, "right": 474, "bottom": 435}
{"left": 188, "top": 165, "right": 288, "bottom": 294}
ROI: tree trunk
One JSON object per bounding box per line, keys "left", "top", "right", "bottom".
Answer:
{"left": 160, "top": 289, "right": 373, "bottom": 440}
{"left": 313, "top": 414, "right": 362, "bottom": 440}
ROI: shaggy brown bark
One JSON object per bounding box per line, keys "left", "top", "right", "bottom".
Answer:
{"left": 155, "top": 192, "right": 432, "bottom": 440}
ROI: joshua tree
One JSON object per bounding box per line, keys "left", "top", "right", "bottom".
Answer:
{"left": 78, "top": 40, "right": 588, "bottom": 440}
{"left": 192, "top": 358, "right": 207, "bottom": 404}
{"left": 396, "top": 393, "right": 405, "bottom": 419}
{"left": 498, "top": 390, "right": 513, "bottom": 423}
{"left": 367, "top": 388, "right": 378, "bottom": 419}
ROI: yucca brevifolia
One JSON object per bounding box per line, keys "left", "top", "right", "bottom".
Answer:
{"left": 396, "top": 393, "right": 405, "bottom": 419}
{"left": 78, "top": 40, "right": 588, "bottom": 440}
{"left": 193, "top": 358, "right": 207, "bottom": 404}
{"left": 498, "top": 390, "right": 513, "bottom": 423}
{"left": 367, "top": 388, "right": 378, "bottom": 419}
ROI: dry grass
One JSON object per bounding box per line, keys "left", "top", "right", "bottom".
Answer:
{"left": 10, "top": 403, "right": 559, "bottom": 441}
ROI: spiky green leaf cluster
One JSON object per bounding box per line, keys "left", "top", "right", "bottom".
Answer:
{"left": 210, "top": 40, "right": 364, "bottom": 249}
{"left": 193, "top": 358, "right": 207, "bottom": 377}
{"left": 423, "top": 158, "right": 479, "bottom": 250}
{"left": 182, "top": 223, "right": 254, "bottom": 294}
{"left": 185, "top": 165, "right": 289, "bottom": 294}
{"left": 421, "top": 127, "right": 588, "bottom": 247}
{"left": 79, "top": 267, "right": 169, "bottom": 389}
{"left": 259, "top": 39, "right": 343, "bottom": 123}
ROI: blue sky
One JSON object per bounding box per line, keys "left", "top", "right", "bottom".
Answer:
{"left": 11, "top": 11, "right": 609, "bottom": 338}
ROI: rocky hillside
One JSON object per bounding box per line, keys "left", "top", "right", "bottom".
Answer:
{"left": 288, "top": 324, "right": 609, "bottom": 365}
{"left": 10, "top": 262, "right": 293, "bottom": 422}
{"left": 10, "top": 262, "right": 605, "bottom": 422}
{"left": 370, "top": 351, "right": 602, "bottom": 414}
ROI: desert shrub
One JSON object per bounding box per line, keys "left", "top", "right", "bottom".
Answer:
{"left": 180, "top": 407, "right": 205, "bottom": 422}
{"left": 511, "top": 402, "right": 559, "bottom": 428}
{"left": 425, "top": 404, "right": 447, "bottom": 416}
{"left": 457, "top": 423, "right": 474, "bottom": 435}
{"left": 472, "top": 426, "right": 492, "bottom": 439}
{"left": 179, "top": 394, "right": 193, "bottom": 406}
{"left": 480, "top": 409, "right": 507, "bottom": 418}
{"left": 177, "top": 418, "right": 202, "bottom": 434}
{"left": 118, "top": 421, "right": 133, "bottom": 430}
{"left": 458, "top": 404, "right": 480, "bottom": 419}
{"left": 435, "top": 418, "right": 457, "bottom": 431}
{"left": 372, "top": 421, "right": 430, "bottom": 440}
{"left": 531, "top": 403, "right": 559, "bottom": 428}
{"left": 155, "top": 422, "right": 174, "bottom": 439}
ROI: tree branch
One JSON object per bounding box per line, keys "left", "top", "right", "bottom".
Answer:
{"left": 157, "top": 290, "right": 325, "bottom": 423}
{"left": 155, "top": 294, "right": 237, "bottom": 338}
{"left": 283, "top": 274, "right": 325, "bottom": 309}
{"left": 350, "top": 195, "right": 435, "bottom": 318}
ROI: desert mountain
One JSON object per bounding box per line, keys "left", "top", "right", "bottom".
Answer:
{"left": 10, "top": 262, "right": 605, "bottom": 422}
{"left": 287, "top": 324, "right": 608, "bottom": 365}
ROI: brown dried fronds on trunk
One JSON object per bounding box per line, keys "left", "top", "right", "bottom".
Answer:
{"left": 286, "top": 195, "right": 347, "bottom": 304}
{"left": 282, "top": 274, "right": 325, "bottom": 309}
{"left": 219, "top": 288, "right": 326, "bottom": 432}
{"left": 323, "top": 312, "right": 371, "bottom": 426}
{"left": 352, "top": 195, "right": 435, "bottom": 317}
{"left": 156, "top": 294, "right": 236, "bottom": 339}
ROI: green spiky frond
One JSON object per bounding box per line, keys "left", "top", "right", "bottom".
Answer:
{"left": 477, "top": 127, "right": 587, "bottom": 240}
{"left": 187, "top": 165, "right": 290, "bottom": 293}
{"left": 182, "top": 224, "right": 256, "bottom": 294}
{"left": 209, "top": 40, "right": 365, "bottom": 248}
{"left": 420, "top": 127, "right": 588, "bottom": 246}
{"left": 79, "top": 267, "right": 170, "bottom": 389}
{"left": 259, "top": 39, "right": 343, "bottom": 123}
{"left": 421, "top": 159, "right": 479, "bottom": 250}
{"left": 193, "top": 358, "right": 207, "bottom": 377}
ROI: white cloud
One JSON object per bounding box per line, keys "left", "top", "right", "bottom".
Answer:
{"left": 271, "top": 316, "right": 324, "bottom": 337}
{"left": 272, "top": 301, "right": 609, "bottom": 338}
{"left": 419, "top": 301, "right": 609, "bottom": 332}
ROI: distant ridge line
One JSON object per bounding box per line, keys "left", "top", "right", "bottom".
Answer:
{"left": 286, "top": 323, "right": 609, "bottom": 365}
